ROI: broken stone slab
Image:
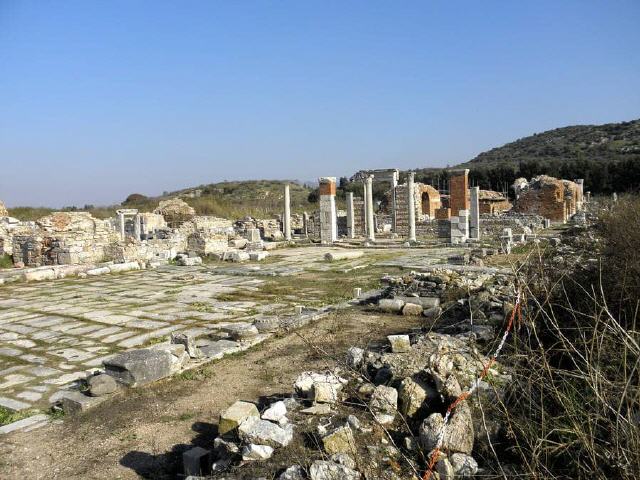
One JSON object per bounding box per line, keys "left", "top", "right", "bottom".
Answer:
{"left": 176, "top": 256, "right": 203, "bottom": 266}
{"left": 322, "top": 425, "right": 356, "bottom": 455}
{"left": 183, "top": 446, "right": 212, "bottom": 476}
{"left": 237, "top": 417, "right": 293, "bottom": 448}
{"left": 223, "top": 323, "right": 259, "bottom": 341}
{"left": 378, "top": 298, "right": 404, "bottom": 313}
{"left": 218, "top": 400, "right": 260, "bottom": 436}
{"left": 388, "top": 335, "right": 411, "bottom": 353}
{"left": 262, "top": 400, "right": 287, "bottom": 422}
{"left": 0, "top": 414, "right": 49, "bottom": 435}
{"left": 241, "top": 443, "right": 274, "bottom": 461}
{"left": 171, "top": 332, "right": 201, "bottom": 358}
{"left": 23, "top": 269, "right": 56, "bottom": 282}
{"left": 324, "top": 250, "right": 364, "bottom": 262}
{"left": 60, "top": 391, "right": 108, "bottom": 415}
{"left": 103, "top": 349, "right": 173, "bottom": 387}
{"left": 149, "top": 342, "right": 186, "bottom": 357}
{"left": 225, "top": 251, "right": 250, "bottom": 262}
{"left": 87, "top": 373, "right": 118, "bottom": 397}
{"left": 199, "top": 339, "right": 240, "bottom": 359}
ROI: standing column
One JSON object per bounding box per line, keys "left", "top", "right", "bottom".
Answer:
{"left": 365, "top": 175, "right": 375, "bottom": 242}
{"left": 284, "top": 184, "right": 292, "bottom": 241}
{"left": 362, "top": 180, "right": 369, "bottom": 236}
{"left": 118, "top": 212, "right": 125, "bottom": 240}
{"left": 302, "top": 212, "right": 309, "bottom": 237}
{"left": 133, "top": 214, "right": 142, "bottom": 241}
{"left": 407, "top": 172, "right": 416, "bottom": 242}
{"left": 470, "top": 186, "right": 480, "bottom": 240}
{"left": 346, "top": 192, "right": 355, "bottom": 239}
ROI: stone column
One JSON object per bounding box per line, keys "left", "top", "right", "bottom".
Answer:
{"left": 302, "top": 212, "right": 309, "bottom": 237}
{"left": 346, "top": 192, "right": 355, "bottom": 239}
{"left": 576, "top": 179, "right": 584, "bottom": 211}
{"left": 133, "top": 214, "right": 142, "bottom": 241}
{"left": 365, "top": 175, "right": 375, "bottom": 242}
{"left": 470, "top": 186, "right": 480, "bottom": 240}
{"left": 319, "top": 177, "right": 337, "bottom": 244}
{"left": 362, "top": 180, "right": 369, "bottom": 236}
{"left": 407, "top": 172, "right": 416, "bottom": 242}
{"left": 118, "top": 212, "right": 125, "bottom": 240}
{"left": 284, "top": 184, "right": 291, "bottom": 241}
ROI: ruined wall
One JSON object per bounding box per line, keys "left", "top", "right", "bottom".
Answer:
{"left": 512, "top": 176, "right": 580, "bottom": 222}
{"left": 393, "top": 183, "right": 441, "bottom": 235}
{"left": 0, "top": 201, "right": 8, "bottom": 218}
{"left": 478, "top": 190, "right": 512, "bottom": 215}
{"left": 11, "top": 212, "right": 118, "bottom": 267}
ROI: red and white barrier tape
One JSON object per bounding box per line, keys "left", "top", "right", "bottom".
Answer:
{"left": 422, "top": 291, "right": 522, "bottom": 479}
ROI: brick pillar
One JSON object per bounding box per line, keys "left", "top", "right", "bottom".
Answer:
{"left": 318, "top": 177, "right": 337, "bottom": 244}
{"left": 470, "top": 186, "right": 480, "bottom": 240}
{"left": 449, "top": 169, "right": 470, "bottom": 215}
{"left": 346, "top": 192, "right": 355, "bottom": 239}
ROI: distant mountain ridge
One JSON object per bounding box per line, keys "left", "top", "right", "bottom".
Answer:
{"left": 459, "top": 119, "right": 640, "bottom": 168}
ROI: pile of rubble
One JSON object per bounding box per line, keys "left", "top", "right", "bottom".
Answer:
{"left": 173, "top": 270, "right": 516, "bottom": 479}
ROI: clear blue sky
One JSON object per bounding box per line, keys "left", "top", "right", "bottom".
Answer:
{"left": 1, "top": 1, "right": 639, "bottom": 207}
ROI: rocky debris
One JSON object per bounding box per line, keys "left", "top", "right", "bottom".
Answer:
{"left": 87, "top": 374, "right": 118, "bottom": 397}
{"left": 310, "top": 459, "right": 361, "bottom": 480}
{"left": 398, "top": 375, "right": 438, "bottom": 419}
{"left": 171, "top": 332, "right": 201, "bottom": 358}
{"left": 369, "top": 385, "right": 398, "bottom": 425}
{"left": 262, "top": 400, "right": 287, "bottom": 423}
{"left": 346, "top": 346, "right": 364, "bottom": 369}
{"left": 419, "top": 401, "right": 474, "bottom": 454}
{"left": 278, "top": 465, "right": 305, "bottom": 479}
{"left": 321, "top": 424, "right": 357, "bottom": 455}
{"left": 402, "top": 303, "right": 423, "bottom": 316}
{"left": 241, "top": 443, "right": 274, "bottom": 461}
{"left": 238, "top": 416, "right": 293, "bottom": 448}
{"left": 387, "top": 334, "right": 411, "bottom": 353}
{"left": 103, "top": 349, "right": 173, "bottom": 387}
{"left": 294, "top": 371, "right": 346, "bottom": 401}
{"left": 176, "top": 253, "right": 203, "bottom": 266}
{"left": 450, "top": 452, "right": 479, "bottom": 477}
{"left": 218, "top": 400, "right": 260, "bottom": 436}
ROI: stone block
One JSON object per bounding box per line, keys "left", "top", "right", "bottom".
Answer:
{"left": 183, "top": 446, "right": 212, "bottom": 476}
{"left": 229, "top": 238, "right": 248, "bottom": 249}
{"left": 242, "top": 443, "right": 274, "bottom": 461}
{"left": 249, "top": 251, "right": 268, "bottom": 261}
{"left": 218, "top": 400, "right": 260, "bottom": 436}
{"left": 171, "top": 332, "right": 201, "bottom": 358}
{"left": 87, "top": 374, "right": 118, "bottom": 397}
{"left": 378, "top": 298, "right": 404, "bottom": 313}
{"left": 388, "top": 334, "right": 411, "bottom": 353}
{"left": 60, "top": 391, "right": 108, "bottom": 415}
{"left": 402, "top": 303, "right": 423, "bottom": 316}
{"left": 322, "top": 425, "right": 356, "bottom": 455}
{"left": 103, "top": 349, "right": 173, "bottom": 387}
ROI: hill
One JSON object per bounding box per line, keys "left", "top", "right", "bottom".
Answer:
{"left": 460, "top": 119, "right": 640, "bottom": 168}
{"left": 411, "top": 119, "right": 640, "bottom": 195}
{"left": 8, "top": 180, "right": 314, "bottom": 221}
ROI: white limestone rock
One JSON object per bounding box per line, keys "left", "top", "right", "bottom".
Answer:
{"left": 262, "top": 400, "right": 287, "bottom": 422}
{"left": 369, "top": 385, "right": 398, "bottom": 425}
{"left": 238, "top": 417, "right": 293, "bottom": 448}
{"left": 241, "top": 443, "right": 274, "bottom": 461}
{"left": 309, "top": 460, "right": 360, "bottom": 480}
{"left": 387, "top": 334, "right": 411, "bottom": 353}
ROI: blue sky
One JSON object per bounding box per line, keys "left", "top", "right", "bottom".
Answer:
{"left": 1, "top": 1, "right": 639, "bottom": 207}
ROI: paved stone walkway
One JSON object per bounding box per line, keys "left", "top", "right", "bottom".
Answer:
{"left": 0, "top": 245, "right": 451, "bottom": 412}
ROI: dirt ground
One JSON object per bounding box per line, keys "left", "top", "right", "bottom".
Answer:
{"left": 0, "top": 308, "right": 421, "bottom": 479}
